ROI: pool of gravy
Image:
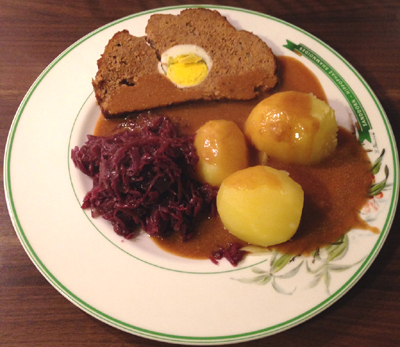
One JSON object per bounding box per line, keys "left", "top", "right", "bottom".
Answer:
{"left": 94, "top": 56, "right": 376, "bottom": 259}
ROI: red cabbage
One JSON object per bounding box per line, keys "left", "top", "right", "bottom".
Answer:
{"left": 71, "top": 114, "right": 217, "bottom": 241}
{"left": 210, "top": 243, "right": 246, "bottom": 266}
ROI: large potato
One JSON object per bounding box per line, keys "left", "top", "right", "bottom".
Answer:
{"left": 244, "top": 91, "right": 337, "bottom": 164}
{"left": 194, "top": 120, "right": 248, "bottom": 186}
{"left": 217, "top": 165, "right": 304, "bottom": 247}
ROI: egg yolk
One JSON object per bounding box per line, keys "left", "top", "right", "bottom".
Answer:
{"left": 166, "top": 54, "right": 208, "bottom": 87}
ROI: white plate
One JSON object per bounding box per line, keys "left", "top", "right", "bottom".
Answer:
{"left": 4, "top": 5, "right": 399, "bottom": 345}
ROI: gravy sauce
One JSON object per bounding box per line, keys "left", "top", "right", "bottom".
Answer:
{"left": 94, "top": 56, "right": 376, "bottom": 259}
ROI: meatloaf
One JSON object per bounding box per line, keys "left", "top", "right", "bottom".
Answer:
{"left": 93, "top": 8, "right": 278, "bottom": 118}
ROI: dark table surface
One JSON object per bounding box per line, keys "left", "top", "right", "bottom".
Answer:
{"left": 1, "top": 1, "right": 399, "bottom": 346}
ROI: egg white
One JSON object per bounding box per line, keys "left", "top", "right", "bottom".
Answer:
{"left": 158, "top": 44, "right": 213, "bottom": 88}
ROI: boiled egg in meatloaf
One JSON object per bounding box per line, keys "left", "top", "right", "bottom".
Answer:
{"left": 158, "top": 45, "right": 212, "bottom": 88}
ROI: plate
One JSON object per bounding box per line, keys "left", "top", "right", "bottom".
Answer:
{"left": 4, "top": 5, "right": 399, "bottom": 345}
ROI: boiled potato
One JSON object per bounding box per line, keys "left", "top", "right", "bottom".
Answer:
{"left": 217, "top": 165, "right": 304, "bottom": 247}
{"left": 245, "top": 91, "right": 337, "bottom": 164}
{"left": 194, "top": 120, "right": 248, "bottom": 186}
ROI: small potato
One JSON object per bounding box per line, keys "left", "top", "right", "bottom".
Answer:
{"left": 194, "top": 120, "right": 248, "bottom": 186}
{"left": 217, "top": 165, "right": 304, "bottom": 247}
{"left": 245, "top": 91, "right": 337, "bottom": 164}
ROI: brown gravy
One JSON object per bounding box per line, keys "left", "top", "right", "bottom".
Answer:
{"left": 93, "top": 56, "right": 375, "bottom": 259}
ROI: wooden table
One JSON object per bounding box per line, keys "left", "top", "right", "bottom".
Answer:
{"left": 1, "top": 1, "right": 399, "bottom": 346}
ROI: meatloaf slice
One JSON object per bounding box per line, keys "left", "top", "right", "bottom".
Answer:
{"left": 93, "top": 8, "right": 277, "bottom": 118}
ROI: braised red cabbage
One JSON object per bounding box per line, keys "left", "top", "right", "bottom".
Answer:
{"left": 210, "top": 243, "right": 246, "bottom": 266}
{"left": 71, "top": 114, "right": 217, "bottom": 241}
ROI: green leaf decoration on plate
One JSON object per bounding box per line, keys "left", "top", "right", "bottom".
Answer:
{"left": 235, "top": 234, "right": 365, "bottom": 295}
{"left": 371, "top": 149, "right": 385, "bottom": 175}
{"left": 305, "top": 235, "right": 365, "bottom": 295}
{"left": 369, "top": 165, "right": 389, "bottom": 197}
{"left": 368, "top": 149, "right": 389, "bottom": 197}
{"left": 325, "top": 235, "right": 349, "bottom": 262}
{"left": 234, "top": 254, "right": 303, "bottom": 295}
{"left": 270, "top": 253, "right": 293, "bottom": 274}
